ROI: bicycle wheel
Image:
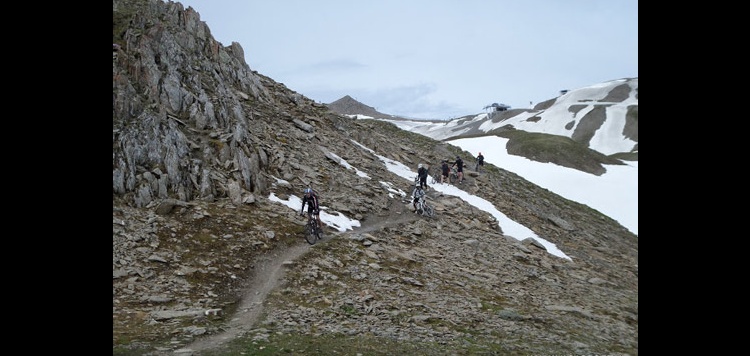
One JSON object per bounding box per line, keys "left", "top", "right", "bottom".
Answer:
{"left": 423, "top": 203, "right": 434, "bottom": 217}
{"left": 431, "top": 168, "right": 440, "bottom": 184}
{"left": 304, "top": 221, "right": 318, "bottom": 245}
{"left": 449, "top": 173, "right": 456, "bottom": 184}
{"left": 314, "top": 222, "right": 322, "bottom": 240}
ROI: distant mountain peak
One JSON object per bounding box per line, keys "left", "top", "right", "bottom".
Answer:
{"left": 327, "top": 95, "right": 403, "bottom": 120}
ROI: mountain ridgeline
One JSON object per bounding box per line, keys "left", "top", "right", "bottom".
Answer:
{"left": 113, "top": 0, "right": 638, "bottom": 355}
{"left": 327, "top": 79, "right": 638, "bottom": 176}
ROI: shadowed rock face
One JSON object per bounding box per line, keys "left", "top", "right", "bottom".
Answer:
{"left": 112, "top": 1, "right": 637, "bottom": 354}
{"left": 624, "top": 105, "right": 639, "bottom": 142}
{"left": 601, "top": 82, "right": 633, "bottom": 102}
{"left": 572, "top": 105, "right": 608, "bottom": 146}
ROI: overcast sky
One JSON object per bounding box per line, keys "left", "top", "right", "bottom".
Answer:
{"left": 176, "top": 0, "right": 638, "bottom": 120}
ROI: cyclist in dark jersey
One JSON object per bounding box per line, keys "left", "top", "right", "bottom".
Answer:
{"left": 440, "top": 160, "right": 450, "bottom": 183}
{"left": 452, "top": 156, "right": 464, "bottom": 183}
{"left": 417, "top": 163, "right": 429, "bottom": 190}
{"left": 475, "top": 152, "right": 484, "bottom": 172}
{"left": 300, "top": 188, "right": 323, "bottom": 227}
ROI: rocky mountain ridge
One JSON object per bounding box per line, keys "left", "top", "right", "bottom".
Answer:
{"left": 113, "top": 0, "right": 638, "bottom": 354}
{"left": 327, "top": 78, "right": 638, "bottom": 157}
{"left": 326, "top": 79, "right": 638, "bottom": 176}
{"left": 326, "top": 95, "right": 407, "bottom": 122}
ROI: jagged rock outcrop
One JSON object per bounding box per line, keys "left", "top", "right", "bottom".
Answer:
{"left": 113, "top": 1, "right": 638, "bottom": 355}
{"left": 113, "top": 0, "right": 277, "bottom": 207}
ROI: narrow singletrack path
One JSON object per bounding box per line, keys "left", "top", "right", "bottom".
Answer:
{"left": 179, "top": 198, "right": 423, "bottom": 354}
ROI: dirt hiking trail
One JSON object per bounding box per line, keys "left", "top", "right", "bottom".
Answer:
{"left": 179, "top": 197, "right": 423, "bottom": 354}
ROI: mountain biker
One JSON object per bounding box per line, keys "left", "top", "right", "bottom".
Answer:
{"left": 475, "top": 152, "right": 484, "bottom": 172}
{"left": 412, "top": 181, "right": 426, "bottom": 213}
{"left": 440, "top": 160, "right": 450, "bottom": 183}
{"left": 452, "top": 156, "right": 464, "bottom": 183}
{"left": 417, "top": 163, "right": 429, "bottom": 190}
{"left": 300, "top": 188, "right": 323, "bottom": 228}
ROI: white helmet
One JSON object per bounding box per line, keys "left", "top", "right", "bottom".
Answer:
{"left": 418, "top": 163, "right": 423, "bottom": 168}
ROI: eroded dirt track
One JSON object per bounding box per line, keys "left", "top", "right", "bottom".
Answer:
{"left": 178, "top": 197, "right": 422, "bottom": 354}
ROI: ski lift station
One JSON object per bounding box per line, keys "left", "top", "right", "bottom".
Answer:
{"left": 483, "top": 102, "right": 511, "bottom": 113}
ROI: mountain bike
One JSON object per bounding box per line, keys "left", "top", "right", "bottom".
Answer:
{"left": 449, "top": 166, "right": 459, "bottom": 184}
{"left": 303, "top": 212, "right": 322, "bottom": 245}
{"left": 412, "top": 183, "right": 435, "bottom": 218}
{"left": 414, "top": 193, "right": 434, "bottom": 217}
{"left": 430, "top": 167, "right": 441, "bottom": 185}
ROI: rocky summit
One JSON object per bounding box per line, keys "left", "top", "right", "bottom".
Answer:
{"left": 113, "top": 0, "right": 637, "bottom": 355}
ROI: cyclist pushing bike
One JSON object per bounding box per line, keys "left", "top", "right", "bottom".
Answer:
{"left": 411, "top": 177, "right": 434, "bottom": 217}
{"left": 440, "top": 160, "right": 450, "bottom": 184}
{"left": 300, "top": 188, "right": 323, "bottom": 228}
{"left": 417, "top": 163, "right": 429, "bottom": 190}
{"left": 412, "top": 178, "right": 426, "bottom": 213}
{"left": 452, "top": 156, "right": 465, "bottom": 184}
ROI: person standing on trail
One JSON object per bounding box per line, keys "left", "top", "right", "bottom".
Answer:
{"left": 417, "top": 163, "right": 429, "bottom": 190}
{"left": 452, "top": 156, "right": 464, "bottom": 183}
{"left": 475, "top": 152, "right": 484, "bottom": 172}
{"left": 440, "top": 160, "right": 450, "bottom": 184}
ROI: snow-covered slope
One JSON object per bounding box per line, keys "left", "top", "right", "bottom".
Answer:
{"left": 356, "top": 78, "right": 638, "bottom": 157}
